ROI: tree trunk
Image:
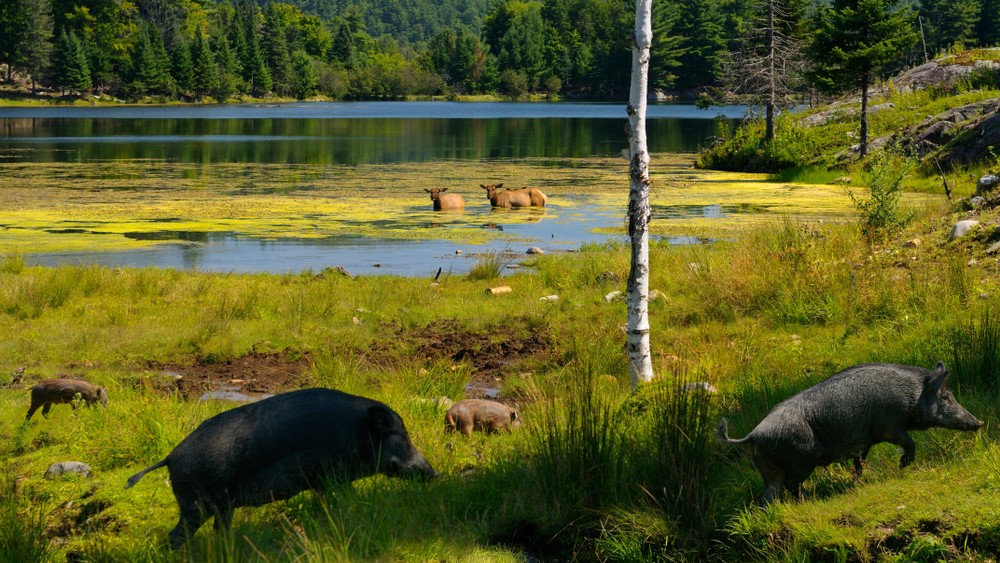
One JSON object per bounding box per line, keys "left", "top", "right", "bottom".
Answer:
{"left": 626, "top": 0, "right": 654, "bottom": 387}
{"left": 859, "top": 69, "right": 869, "bottom": 159}
{"left": 765, "top": 0, "right": 776, "bottom": 142}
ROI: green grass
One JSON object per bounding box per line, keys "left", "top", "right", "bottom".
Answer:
{"left": 0, "top": 155, "right": 998, "bottom": 560}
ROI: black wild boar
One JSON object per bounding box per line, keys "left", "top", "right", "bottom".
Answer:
{"left": 125, "top": 388, "right": 436, "bottom": 548}
{"left": 445, "top": 399, "right": 521, "bottom": 439}
{"left": 26, "top": 378, "right": 108, "bottom": 421}
{"left": 718, "top": 362, "right": 982, "bottom": 504}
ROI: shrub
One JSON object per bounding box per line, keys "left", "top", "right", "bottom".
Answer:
{"left": 849, "top": 148, "right": 915, "bottom": 243}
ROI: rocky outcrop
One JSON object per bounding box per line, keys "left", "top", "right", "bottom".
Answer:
{"left": 890, "top": 56, "right": 1000, "bottom": 91}
{"left": 863, "top": 97, "right": 1000, "bottom": 168}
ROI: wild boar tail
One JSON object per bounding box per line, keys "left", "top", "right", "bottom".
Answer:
{"left": 716, "top": 418, "right": 753, "bottom": 445}
{"left": 125, "top": 458, "right": 168, "bottom": 489}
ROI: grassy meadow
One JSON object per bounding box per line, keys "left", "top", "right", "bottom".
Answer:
{"left": 1, "top": 152, "right": 999, "bottom": 561}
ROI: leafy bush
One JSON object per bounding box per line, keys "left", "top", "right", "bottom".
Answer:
{"left": 849, "top": 148, "right": 914, "bottom": 243}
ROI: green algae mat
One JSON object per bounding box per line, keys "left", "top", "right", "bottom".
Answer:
{"left": 0, "top": 155, "right": 937, "bottom": 255}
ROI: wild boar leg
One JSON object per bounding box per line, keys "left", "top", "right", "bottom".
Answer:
{"left": 41, "top": 403, "right": 53, "bottom": 417}
{"left": 890, "top": 430, "right": 916, "bottom": 468}
{"left": 753, "top": 455, "right": 786, "bottom": 504}
{"left": 168, "top": 507, "right": 206, "bottom": 549}
{"left": 25, "top": 403, "right": 41, "bottom": 421}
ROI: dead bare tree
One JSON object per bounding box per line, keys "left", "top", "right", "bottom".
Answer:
{"left": 726, "top": 0, "right": 807, "bottom": 142}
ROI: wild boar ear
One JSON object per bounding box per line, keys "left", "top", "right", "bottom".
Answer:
{"left": 368, "top": 405, "right": 397, "bottom": 434}
{"left": 497, "top": 183, "right": 504, "bottom": 189}
{"left": 928, "top": 361, "right": 950, "bottom": 393}
{"left": 424, "top": 188, "right": 431, "bottom": 193}
{"left": 510, "top": 410, "right": 518, "bottom": 422}
{"left": 480, "top": 184, "right": 487, "bottom": 189}
{"left": 440, "top": 187, "right": 448, "bottom": 193}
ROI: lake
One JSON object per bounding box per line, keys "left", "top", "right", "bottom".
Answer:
{"left": 0, "top": 101, "right": 810, "bottom": 276}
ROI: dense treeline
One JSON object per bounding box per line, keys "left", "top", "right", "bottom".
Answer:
{"left": 0, "top": 0, "right": 997, "bottom": 102}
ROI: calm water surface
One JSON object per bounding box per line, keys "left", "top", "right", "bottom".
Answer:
{"left": 0, "top": 101, "right": 743, "bottom": 274}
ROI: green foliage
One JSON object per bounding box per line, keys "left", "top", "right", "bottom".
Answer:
{"left": 849, "top": 148, "right": 914, "bottom": 243}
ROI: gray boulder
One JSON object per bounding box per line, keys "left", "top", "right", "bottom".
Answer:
{"left": 45, "top": 461, "right": 92, "bottom": 479}
{"left": 977, "top": 175, "right": 998, "bottom": 195}
{"left": 950, "top": 220, "right": 980, "bottom": 241}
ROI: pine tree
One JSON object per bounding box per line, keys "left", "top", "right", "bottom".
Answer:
{"left": 649, "top": 0, "right": 688, "bottom": 92}
{"left": 130, "top": 23, "right": 172, "bottom": 96}
{"left": 212, "top": 32, "right": 242, "bottom": 101}
{"left": 674, "top": 0, "right": 728, "bottom": 91}
{"left": 191, "top": 28, "right": 220, "bottom": 99}
{"left": 53, "top": 30, "right": 91, "bottom": 94}
{"left": 977, "top": 0, "right": 1000, "bottom": 46}
{"left": 919, "top": 0, "right": 980, "bottom": 54}
{"left": 809, "top": 0, "right": 917, "bottom": 158}
{"left": 0, "top": 0, "right": 29, "bottom": 82}
{"left": 292, "top": 49, "right": 317, "bottom": 99}
{"left": 262, "top": 2, "right": 294, "bottom": 97}
{"left": 170, "top": 36, "right": 194, "bottom": 96}
{"left": 239, "top": 0, "right": 272, "bottom": 96}
{"left": 16, "top": 0, "right": 54, "bottom": 92}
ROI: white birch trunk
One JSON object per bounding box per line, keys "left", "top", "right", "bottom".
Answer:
{"left": 626, "top": 0, "right": 654, "bottom": 386}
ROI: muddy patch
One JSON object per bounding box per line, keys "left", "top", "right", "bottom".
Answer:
{"left": 374, "top": 317, "right": 558, "bottom": 399}
{"left": 147, "top": 349, "right": 313, "bottom": 400}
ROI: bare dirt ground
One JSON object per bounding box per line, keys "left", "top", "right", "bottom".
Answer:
{"left": 143, "top": 317, "right": 557, "bottom": 401}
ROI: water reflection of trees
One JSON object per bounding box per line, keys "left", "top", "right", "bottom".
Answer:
{"left": 0, "top": 117, "right": 724, "bottom": 165}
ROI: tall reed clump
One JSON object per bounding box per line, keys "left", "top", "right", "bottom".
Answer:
{"left": 630, "top": 377, "right": 720, "bottom": 557}
{"left": 0, "top": 485, "right": 52, "bottom": 562}
{"left": 949, "top": 308, "right": 1000, "bottom": 395}
{"left": 466, "top": 250, "right": 512, "bottom": 281}
{"left": 523, "top": 361, "right": 720, "bottom": 558}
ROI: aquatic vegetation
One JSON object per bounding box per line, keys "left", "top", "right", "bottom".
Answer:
{"left": 0, "top": 155, "right": 873, "bottom": 257}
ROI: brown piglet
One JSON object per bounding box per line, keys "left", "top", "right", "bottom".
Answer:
{"left": 445, "top": 399, "right": 521, "bottom": 438}
{"left": 26, "top": 378, "right": 108, "bottom": 421}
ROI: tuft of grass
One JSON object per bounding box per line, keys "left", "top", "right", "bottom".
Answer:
{"left": 465, "top": 250, "right": 513, "bottom": 281}
{"left": 950, "top": 308, "right": 1000, "bottom": 395}
{"left": 0, "top": 486, "right": 53, "bottom": 563}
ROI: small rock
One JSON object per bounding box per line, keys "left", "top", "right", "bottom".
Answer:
{"left": 526, "top": 247, "right": 543, "bottom": 255}
{"left": 970, "top": 196, "right": 986, "bottom": 208}
{"left": 986, "top": 241, "right": 1000, "bottom": 255}
{"left": 903, "top": 238, "right": 921, "bottom": 248}
{"left": 680, "top": 381, "right": 718, "bottom": 395}
{"left": 45, "top": 461, "right": 92, "bottom": 479}
{"left": 976, "top": 174, "right": 998, "bottom": 194}
{"left": 950, "top": 220, "right": 980, "bottom": 241}
{"left": 455, "top": 249, "right": 463, "bottom": 255}
{"left": 604, "top": 290, "right": 624, "bottom": 303}
{"left": 486, "top": 286, "right": 512, "bottom": 296}
{"left": 539, "top": 295, "right": 559, "bottom": 302}
{"left": 968, "top": 259, "right": 978, "bottom": 266}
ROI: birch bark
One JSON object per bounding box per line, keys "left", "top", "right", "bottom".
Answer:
{"left": 626, "top": 0, "right": 654, "bottom": 386}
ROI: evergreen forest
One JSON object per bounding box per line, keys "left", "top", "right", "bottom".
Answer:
{"left": 0, "top": 0, "right": 998, "bottom": 102}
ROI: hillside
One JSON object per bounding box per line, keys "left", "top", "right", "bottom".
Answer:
{"left": 697, "top": 48, "right": 1000, "bottom": 180}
